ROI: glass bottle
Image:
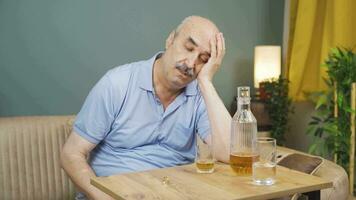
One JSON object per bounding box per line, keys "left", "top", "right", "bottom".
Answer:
{"left": 230, "top": 86, "right": 258, "bottom": 175}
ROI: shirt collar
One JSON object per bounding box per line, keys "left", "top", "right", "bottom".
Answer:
{"left": 138, "top": 52, "right": 161, "bottom": 92}
{"left": 138, "top": 52, "right": 198, "bottom": 96}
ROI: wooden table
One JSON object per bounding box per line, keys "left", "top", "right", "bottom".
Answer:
{"left": 91, "top": 162, "right": 333, "bottom": 200}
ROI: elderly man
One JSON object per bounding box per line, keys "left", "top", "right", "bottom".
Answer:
{"left": 61, "top": 16, "right": 231, "bottom": 200}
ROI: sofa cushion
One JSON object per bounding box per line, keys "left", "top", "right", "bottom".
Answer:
{"left": 277, "top": 153, "right": 323, "bottom": 174}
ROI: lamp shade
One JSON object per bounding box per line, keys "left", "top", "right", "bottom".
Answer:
{"left": 254, "top": 46, "right": 281, "bottom": 88}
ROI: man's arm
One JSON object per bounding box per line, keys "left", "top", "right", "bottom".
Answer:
{"left": 198, "top": 32, "right": 231, "bottom": 163}
{"left": 60, "top": 132, "right": 114, "bottom": 200}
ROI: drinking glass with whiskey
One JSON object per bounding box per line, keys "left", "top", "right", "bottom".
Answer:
{"left": 195, "top": 134, "right": 214, "bottom": 173}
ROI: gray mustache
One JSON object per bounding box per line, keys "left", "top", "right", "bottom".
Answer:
{"left": 175, "top": 63, "right": 194, "bottom": 77}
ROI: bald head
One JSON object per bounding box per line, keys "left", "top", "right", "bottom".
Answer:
{"left": 165, "top": 16, "right": 220, "bottom": 54}
{"left": 174, "top": 16, "right": 219, "bottom": 38}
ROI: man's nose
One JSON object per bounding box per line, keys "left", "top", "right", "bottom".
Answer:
{"left": 186, "top": 53, "right": 199, "bottom": 68}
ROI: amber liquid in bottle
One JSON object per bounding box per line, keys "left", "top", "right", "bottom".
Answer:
{"left": 230, "top": 153, "right": 259, "bottom": 175}
{"left": 230, "top": 87, "right": 258, "bottom": 176}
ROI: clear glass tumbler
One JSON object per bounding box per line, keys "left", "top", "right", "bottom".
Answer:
{"left": 252, "top": 137, "right": 277, "bottom": 185}
{"left": 195, "top": 135, "right": 214, "bottom": 173}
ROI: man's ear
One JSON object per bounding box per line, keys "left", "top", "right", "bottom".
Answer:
{"left": 165, "top": 30, "right": 175, "bottom": 49}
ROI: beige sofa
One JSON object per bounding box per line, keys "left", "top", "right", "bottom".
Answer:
{"left": 0, "top": 115, "right": 350, "bottom": 199}
{"left": 0, "top": 116, "right": 76, "bottom": 200}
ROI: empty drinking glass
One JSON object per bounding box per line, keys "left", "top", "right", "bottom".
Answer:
{"left": 252, "top": 137, "right": 277, "bottom": 185}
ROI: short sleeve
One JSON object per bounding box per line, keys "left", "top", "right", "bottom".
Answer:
{"left": 73, "top": 74, "right": 116, "bottom": 144}
{"left": 195, "top": 96, "right": 211, "bottom": 141}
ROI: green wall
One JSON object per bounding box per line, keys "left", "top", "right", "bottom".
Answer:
{"left": 0, "top": 0, "right": 284, "bottom": 116}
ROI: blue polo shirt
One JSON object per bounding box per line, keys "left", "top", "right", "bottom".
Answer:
{"left": 73, "top": 52, "right": 211, "bottom": 177}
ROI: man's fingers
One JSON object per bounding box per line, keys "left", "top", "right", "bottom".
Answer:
{"left": 215, "top": 33, "right": 225, "bottom": 65}
{"left": 216, "top": 33, "right": 223, "bottom": 59}
{"left": 210, "top": 36, "right": 217, "bottom": 59}
{"left": 222, "top": 33, "right": 226, "bottom": 52}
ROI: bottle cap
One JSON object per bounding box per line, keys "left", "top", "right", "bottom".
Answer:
{"left": 237, "top": 86, "right": 250, "bottom": 98}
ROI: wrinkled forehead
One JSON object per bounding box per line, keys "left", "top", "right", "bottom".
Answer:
{"left": 177, "top": 21, "right": 219, "bottom": 52}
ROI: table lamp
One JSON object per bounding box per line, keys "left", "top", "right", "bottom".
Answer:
{"left": 254, "top": 46, "right": 281, "bottom": 100}
{"left": 251, "top": 45, "right": 281, "bottom": 137}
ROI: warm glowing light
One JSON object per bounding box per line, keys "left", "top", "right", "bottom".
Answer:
{"left": 254, "top": 46, "right": 281, "bottom": 88}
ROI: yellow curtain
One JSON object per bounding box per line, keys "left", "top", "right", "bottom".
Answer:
{"left": 286, "top": 0, "right": 356, "bottom": 101}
